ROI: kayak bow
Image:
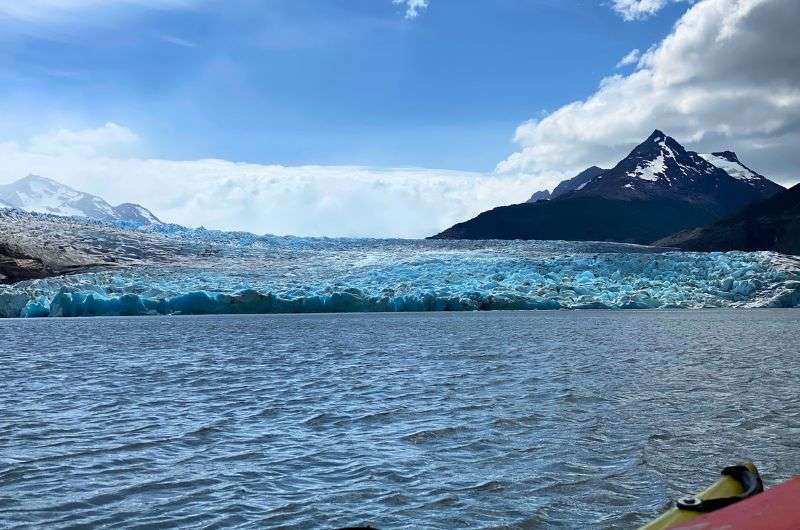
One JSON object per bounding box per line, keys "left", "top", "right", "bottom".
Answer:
{"left": 640, "top": 462, "right": 763, "bottom": 530}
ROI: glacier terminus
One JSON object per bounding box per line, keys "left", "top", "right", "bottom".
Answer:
{"left": 1, "top": 208, "right": 799, "bottom": 318}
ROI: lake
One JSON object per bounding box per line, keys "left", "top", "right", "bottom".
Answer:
{"left": 2, "top": 310, "right": 799, "bottom": 528}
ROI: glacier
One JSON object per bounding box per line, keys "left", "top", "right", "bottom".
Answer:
{"left": 1, "top": 212, "right": 799, "bottom": 318}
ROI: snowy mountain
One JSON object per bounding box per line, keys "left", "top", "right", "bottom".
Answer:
{"left": 525, "top": 133, "right": 782, "bottom": 209}
{"left": 0, "top": 175, "right": 162, "bottom": 225}
{"left": 433, "top": 130, "right": 784, "bottom": 243}
{"left": 561, "top": 130, "right": 781, "bottom": 209}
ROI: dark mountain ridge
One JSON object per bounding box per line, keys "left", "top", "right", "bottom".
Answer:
{"left": 656, "top": 183, "right": 800, "bottom": 254}
{"left": 433, "top": 130, "right": 784, "bottom": 244}
{"left": 564, "top": 130, "right": 777, "bottom": 209}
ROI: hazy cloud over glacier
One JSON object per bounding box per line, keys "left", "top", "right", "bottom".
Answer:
{"left": 0, "top": 130, "right": 538, "bottom": 238}
{"left": 498, "top": 0, "right": 800, "bottom": 187}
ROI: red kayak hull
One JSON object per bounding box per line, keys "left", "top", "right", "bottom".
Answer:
{"left": 673, "top": 476, "right": 800, "bottom": 530}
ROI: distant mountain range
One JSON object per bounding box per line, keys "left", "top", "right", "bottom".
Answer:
{"left": 0, "top": 175, "right": 162, "bottom": 225}
{"left": 433, "top": 130, "right": 786, "bottom": 244}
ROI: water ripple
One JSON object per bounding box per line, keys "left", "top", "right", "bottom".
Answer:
{"left": 1, "top": 310, "right": 800, "bottom": 529}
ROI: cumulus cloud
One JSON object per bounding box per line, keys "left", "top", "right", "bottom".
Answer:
{"left": 0, "top": 128, "right": 537, "bottom": 238}
{"left": 393, "top": 0, "right": 429, "bottom": 19}
{"left": 498, "top": 0, "right": 800, "bottom": 186}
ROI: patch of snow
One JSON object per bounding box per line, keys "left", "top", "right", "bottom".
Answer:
{"left": 699, "top": 153, "right": 760, "bottom": 182}
{"left": 10, "top": 178, "right": 86, "bottom": 217}
{"left": 628, "top": 153, "right": 666, "bottom": 182}
{"left": 658, "top": 140, "right": 677, "bottom": 160}
{"left": 133, "top": 205, "right": 159, "bottom": 223}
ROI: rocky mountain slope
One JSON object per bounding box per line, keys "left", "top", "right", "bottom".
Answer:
{"left": 657, "top": 183, "right": 800, "bottom": 254}
{"left": 526, "top": 166, "right": 608, "bottom": 203}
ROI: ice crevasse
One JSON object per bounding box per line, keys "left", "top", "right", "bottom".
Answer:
{"left": 1, "top": 238, "right": 800, "bottom": 318}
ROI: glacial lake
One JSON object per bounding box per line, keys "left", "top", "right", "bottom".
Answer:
{"left": 2, "top": 309, "right": 800, "bottom": 529}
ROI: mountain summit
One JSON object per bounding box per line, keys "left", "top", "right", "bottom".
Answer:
{"left": 433, "top": 130, "right": 784, "bottom": 243}
{"left": 0, "top": 175, "right": 162, "bottom": 225}
{"left": 560, "top": 130, "right": 781, "bottom": 209}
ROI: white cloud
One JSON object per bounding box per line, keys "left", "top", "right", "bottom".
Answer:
{"left": 498, "top": 0, "right": 800, "bottom": 186}
{"left": 393, "top": 0, "right": 429, "bottom": 19}
{"left": 0, "top": 128, "right": 538, "bottom": 238}
{"left": 29, "top": 122, "right": 139, "bottom": 157}
{"left": 611, "top": 0, "right": 669, "bottom": 20}
{"left": 616, "top": 48, "right": 641, "bottom": 68}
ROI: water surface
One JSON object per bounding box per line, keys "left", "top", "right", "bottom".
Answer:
{"left": 2, "top": 310, "right": 799, "bottom": 528}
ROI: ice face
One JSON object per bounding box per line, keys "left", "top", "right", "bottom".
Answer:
{"left": 1, "top": 232, "right": 799, "bottom": 318}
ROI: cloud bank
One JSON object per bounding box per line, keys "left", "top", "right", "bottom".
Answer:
{"left": 498, "top": 0, "right": 800, "bottom": 187}
{"left": 0, "top": 133, "right": 537, "bottom": 238}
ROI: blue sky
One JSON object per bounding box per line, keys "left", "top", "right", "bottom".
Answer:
{"left": 0, "top": 0, "right": 796, "bottom": 237}
{"left": 1, "top": 0, "right": 688, "bottom": 171}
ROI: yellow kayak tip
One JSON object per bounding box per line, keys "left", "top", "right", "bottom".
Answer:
{"left": 639, "top": 462, "right": 763, "bottom": 530}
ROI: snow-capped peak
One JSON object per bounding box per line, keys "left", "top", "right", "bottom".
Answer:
{"left": 623, "top": 130, "right": 686, "bottom": 184}
{"left": 563, "top": 129, "right": 783, "bottom": 207}
{"left": 0, "top": 175, "right": 162, "bottom": 225}
{"left": 2, "top": 175, "right": 94, "bottom": 217}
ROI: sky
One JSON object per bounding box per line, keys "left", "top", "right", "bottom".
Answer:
{"left": 0, "top": 0, "right": 797, "bottom": 237}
